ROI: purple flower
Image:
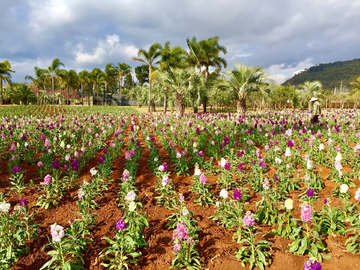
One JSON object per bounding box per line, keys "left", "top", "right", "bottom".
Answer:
{"left": 71, "top": 159, "right": 79, "bottom": 171}
{"left": 13, "top": 165, "right": 21, "bottom": 174}
{"left": 238, "top": 151, "right": 243, "bottom": 157}
{"left": 19, "top": 199, "right": 28, "bottom": 207}
{"left": 99, "top": 154, "right": 105, "bottom": 164}
{"left": 324, "top": 198, "right": 329, "bottom": 204}
{"left": 304, "top": 259, "right": 321, "bottom": 270}
{"left": 52, "top": 160, "right": 60, "bottom": 170}
{"left": 233, "top": 189, "right": 241, "bottom": 201}
{"left": 64, "top": 164, "right": 69, "bottom": 170}
{"left": 238, "top": 163, "right": 244, "bottom": 172}
{"left": 306, "top": 188, "right": 314, "bottom": 197}
{"left": 274, "top": 175, "right": 279, "bottom": 182}
{"left": 103, "top": 148, "right": 108, "bottom": 154}
{"left": 116, "top": 218, "right": 127, "bottom": 230}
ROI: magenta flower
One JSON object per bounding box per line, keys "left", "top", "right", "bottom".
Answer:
{"left": 19, "top": 199, "right": 28, "bottom": 207}
{"left": 301, "top": 204, "right": 313, "bottom": 223}
{"left": 13, "top": 166, "right": 21, "bottom": 174}
{"left": 10, "top": 144, "right": 16, "bottom": 152}
{"left": 243, "top": 211, "right": 255, "bottom": 227}
{"left": 304, "top": 259, "right": 322, "bottom": 270}
{"left": 233, "top": 189, "right": 241, "bottom": 201}
{"left": 45, "top": 138, "right": 50, "bottom": 147}
{"left": 71, "top": 160, "right": 79, "bottom": 171}
{"left": 306, "top": 188, "right": 314, "bottom": 197}
{"left": 224, "top": 161, "right": 231, "bottom": 170}
{"left": 162, "top": 175, "right": 170, "bottom": 187}
{"left": 99, "top": 154, "right": 105, "bottom": 164}
{"left": 116, "top": 218, "right": 127, "bottom": 231}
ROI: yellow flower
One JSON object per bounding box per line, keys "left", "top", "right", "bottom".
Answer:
{"left": 129, "top": 201, "right": 136, "bottom": 212}
{"left": 284, "top": 199, "right": 293, "bottom": 210}
{"left": 60, "top": 141, "right": 65, "bottom": 149}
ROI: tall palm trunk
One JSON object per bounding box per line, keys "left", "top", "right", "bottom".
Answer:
{"left": 148, "top": 65, "right": 152, "bottom": 113}
{"left": 237, "top": 97, "right": 246, "bottom": 117}
{"left": 0, "top": 80, "right": 3, "bottom": 105}
{"left": 175, "top": 90, "right": 185, "bottom": 117}
{"left": 52, "top": 76, "right": 55, "bottom": 105}
{"left": 67, "top": 85, "right": 69, "bottom": 105}
{"left": 163, "top": 87, "right": 168, "bottom": 114}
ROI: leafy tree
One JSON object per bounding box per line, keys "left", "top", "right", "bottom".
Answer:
{"left": 126, "top": 84, "right": 148, "bottom": 108}
{"left": 8, "top": 83, "right": 37, "bottom": 105}
{"left": 134, "top": 65, "right": 149, "bottom": 85}
{"left": 44, "top": 58, "right": 65, "bottom": 104}
{"left": 98, "top": 63, "right": 116, "bottom": 106}
{"left": 155, "top": 67, "right": 204, "bottom": 116}
{"left": 112, "top": 63, "right": 132, "bottom": 95}
{"left": 133, "top": 43, "right": 162, "bottom": 112}
{"left": 60, "top": 69, "right": 78, "bottom": 105}
{"left": 187, "top": 36, "right": 227, "bottom": 112}
{"left": 214, "top": 64, "right": 267, "bottom": 116}
{"left": 0, "top": 59, "right": 15, "bottom": 104}
{"left": 78, "top": 70, "right": 91, "bottom": 106}
{"left": 123, "top": 73, "right": 135, "bottom": 91}
{"left": 25, "top": 67, "right": 46, "bottom": 105}
{"left": 296, "top": 81, "right": 322, "bottom": 110}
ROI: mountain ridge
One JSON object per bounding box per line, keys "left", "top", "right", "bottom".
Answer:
{"left": 282, "top": 58, "right": 360, "bottom": 90}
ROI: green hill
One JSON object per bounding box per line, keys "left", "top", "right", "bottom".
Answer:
{"left": 282, "top": 58, "right": 360, "bottom": 90}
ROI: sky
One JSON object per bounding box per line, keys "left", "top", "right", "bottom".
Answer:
{"left": 1, "top": 0, "right": 359, "bottom": 84}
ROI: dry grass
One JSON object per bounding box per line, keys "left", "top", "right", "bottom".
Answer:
{"left": 128, "top": 106, "right": 203, "bottom": 114}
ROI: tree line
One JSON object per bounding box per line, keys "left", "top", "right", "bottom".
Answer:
{"left": 1, "top": 37, "right": 360, "bottom": 116}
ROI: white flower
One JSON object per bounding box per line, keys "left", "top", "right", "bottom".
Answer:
{"left": 194, "top": 163, "right": 201, "bottom": 175}
{"left": 284, "top": 199, "right": 293, "bottom": 210}
{"left": 65, "top": 154, "right": 71, "bottom": 161}
{"left": 274, "top": 146, "right": 280, "bottom": 152}
{"left": 0, "top": 201, "right": 11, "bottom": 213}
{"left": 219, "top": 158, "right": 227, "bottom": 168}
{"left": 219, "top": 189, "right": 228, "bottom": 199}
{"left": 66, "top": 144, "right": 71, "bottom": 149}
{"left": 129, "top": 201, "right": 136, "bottom": 211}
{"left": 307, "top": 160, "right": 313, "bottom": 170}
{"left": 193, "top": 141, "right": 198, "bottom": 148}
{"left": 176, "top": 152, "right": 182, "bottom": 159}
{"left": 335, "top": 152, "right": 342, "bottom": 162}
{"left": 50, "top": 224, "right": 64, "bottom": 242}
{"left": 60, "top": 141, "right": 65, "bottom": 149}
{"left": 275, "top": 157, "right": 282, "bottom": 164}
{"left": 90, "top": 167, "right": 98, "bottom": 176}
{"left": 285, "top": 147, "right": 291, "bottom": 157}
{"left": 319, "top": 144, "right": 324, "bottom": 151}
{"left": 126, "top": 191, "right": 136, "bottom": 202}
{"left": 340, "top": 184, "right": 349, "bottom": 194}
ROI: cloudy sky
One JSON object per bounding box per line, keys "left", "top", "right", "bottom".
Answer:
{"left": 1, "top": 0, "right": 359, "bottom": 84}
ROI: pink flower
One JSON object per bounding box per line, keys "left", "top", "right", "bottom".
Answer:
{"left": 179, "top": 193, "right": 185, "bottom": 202}
{"left": 301, "top": 204, "right": 313, "bottom": 223}
{"left": 78, "top": 188, "right": 84, "bottom": 200}
{"left": 173, "top": 242, "right": 181, "bottom": 252}
{"left": 126, "top": 191, "right": 136, "bottom": 202}
{"left": 162, "top": 175, "right": 170, "bottom": 187}
{"left": 37, "top": 161, "right": 44, "bottom": 167}
{"left": 243, "top": 211, "right": 255, "bottom": 226}
{"left": 176, "top": 222, "right": 189, "bottom": 240}
{"left": 123, "top": 169, "right": 130, "bottom": 177}
{"left": 199, "top": 174, "right": 207, "bottom": 185}
{"left": 50, "top": 224, "right": 64, "bottom": 242}
{"left": 355, "top": 188, "right": 360, "bottom": 201}
{"left": 43, "top": 175, "right": 51, "bottom": 186}
{"left": 45, "top": 138, "right": 50, "bottom": 147}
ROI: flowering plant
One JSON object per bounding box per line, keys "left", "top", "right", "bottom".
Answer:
{"left": 190, "top": 173, "right": 214, "bottom": 206}
{"left": 40, "top": 222, "right": 88, "bottom": 270}
{"left": 234, "top": 211, "right": 272, "bottom": 270}
{"left": 100, "top": 218, "right": 143, "bottom": 269}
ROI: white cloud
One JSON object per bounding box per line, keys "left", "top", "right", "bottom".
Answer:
{"left": 266, "top": 58, "right": 314, "bottom": 84}
{"left": 74, "top": 34, "right": 139, "bottom": 65}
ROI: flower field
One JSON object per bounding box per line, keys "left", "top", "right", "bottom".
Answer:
{"left": 1, "top": 105, "right": 360, "bottom": 270}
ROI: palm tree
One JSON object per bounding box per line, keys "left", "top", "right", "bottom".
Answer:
{"left": 297, "top": 81, "right": 322, "bottom": 110}
{"left": 0, "top": 60, "right": 15, "bottom": 104}
{"left": 187, "top": 36, "right": 227, "bottom": 112}
{"left": 214, "top": 64, "right": 267, "bottom": 116}
{"left": 98, "top": 64, "right": 116, "bottom": 106}
{"left": 25, "top": 67, "right": 46, "bottom": 105}
{"left": 9, "top": 83, "right": 37, "bottom": 105}
{"left": 89, "top": 68, "right": 103, "bottom": 105}
{"left": 44, "top": 58, "right": 65, "bottom": 104}
{"left": 78, "top": 70, "right": 90, "bottom": 106}
{"left": 155, "top": 67, "right": 204, "bottom": 117}
{"left": 113, "top": 63, "right": 132, "bottom": 95}
{"left": 60, "top": 69, "right": 78, "bottom": 105}
{"left": 133, "top": 43, "right": 162, "bottom": 112}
